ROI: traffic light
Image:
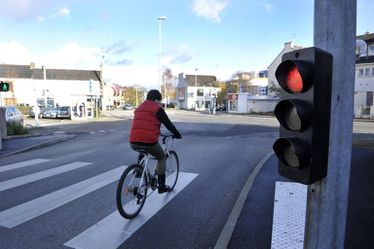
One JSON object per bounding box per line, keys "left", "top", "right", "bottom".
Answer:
{"left": 0, "top": 81, "right": 9, "bottom": 92}
{"left": 273, "top": 47, "right": 333, "bottom": 185}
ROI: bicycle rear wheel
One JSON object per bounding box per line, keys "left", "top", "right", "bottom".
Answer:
{"left": 116, "top": 164, "right": 148, "bottom": 219}
{"left": 165, "top": 150, "right": 179, "bottom": 190}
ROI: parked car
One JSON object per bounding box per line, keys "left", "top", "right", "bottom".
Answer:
{"left": 43, "top": 107, "right": 59, "bottom": 118}
{"left": 56, "top": 106, "right": 71, "bottom": 119}
{"left": 216, "top": 104, "right": 226, "bottom": 111}
{"left": 29, "top": 106, "right": 47, "bottom": 118}
{"left": 122, "top": 104, "right": 133, "bottom": 110}
{"left": 106, "top": 105, "right": 115, "bottom": 111}
{"left": 1, "top": 106, "right": 24, "bottom": 126}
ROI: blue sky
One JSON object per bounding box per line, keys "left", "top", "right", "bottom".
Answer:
{"left": 0, "top": 0, "right": 373, "bottom": 90}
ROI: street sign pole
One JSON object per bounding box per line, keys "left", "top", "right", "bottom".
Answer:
{"left": 304, "top": 1, "right": 356, "bottom": 248}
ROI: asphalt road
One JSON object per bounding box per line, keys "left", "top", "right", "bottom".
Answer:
{"left": 1, "top": 110, "right": 373, "bottom": 249}
{"left": 0, "top": 110, "right": 279, "bottom": 249}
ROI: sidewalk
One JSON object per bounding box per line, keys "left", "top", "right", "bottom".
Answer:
{"left": 228, "top": 147, "right": 374, "bottom": 249}
{"left": 0, "top": 132, "right": 74, "bottom": 158}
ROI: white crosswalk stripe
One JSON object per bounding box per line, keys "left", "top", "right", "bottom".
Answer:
{"left": 0, "top": 158, "right": 197, "bottom": 248}
{"left": 0, "top": 159, "right": 50, "bottom": 173}
{"left": 0, "top": 166, "right": 126, "bottom": 228}
{"left": 0, "top": 161, "right": 92, "bottom": 192}
{"left": 64, "top": 172, "right": 198, "bottom": 249}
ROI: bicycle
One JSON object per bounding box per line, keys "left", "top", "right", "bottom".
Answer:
{"left": 116, "top": 133, "right": 180, "bottom": 219}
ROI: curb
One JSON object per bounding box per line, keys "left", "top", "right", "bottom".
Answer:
{"left": 0, "top": 134, "right": 76, "bottom": 159}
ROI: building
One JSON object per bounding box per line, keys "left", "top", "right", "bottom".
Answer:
{"left": 176, "top": 73, "right": 220, "bottom": 111}
{"left": 0, "top": 63, "right": 102, "bottom": 119}
{"left": 355, "top": 32, "right": 374, "bottom": 118}
{"left": 267, "top": 41, "right": 303, "bottom": 95}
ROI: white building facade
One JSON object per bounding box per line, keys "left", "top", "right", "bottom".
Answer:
{"left": 354, "top": 32, "right": 374, "bottom": 118}
{"left": 176, "top": 73, "right": 220, "bottom": 111}
{"left": 0, "top": 64, "right": 102, "bottom": 119}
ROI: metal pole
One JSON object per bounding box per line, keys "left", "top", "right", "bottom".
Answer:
{"left": 195, "top": 68, "right": 198, "bottom": 87}
{"left": 304, "top": 1, "right": 356, "bottom": 248}
{"left": 158, "top": 16, "right": 166, "bottom": 95}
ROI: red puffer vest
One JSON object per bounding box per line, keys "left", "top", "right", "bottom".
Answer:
{"left": 129, "top": 100, "right": 161, "bottom": 143}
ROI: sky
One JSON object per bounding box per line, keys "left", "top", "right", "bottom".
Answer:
{"left": 0, "top": 0, "right": 373, "bottom": 90}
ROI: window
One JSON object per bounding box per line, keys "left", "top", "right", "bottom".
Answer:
{"left": 365, "top": 68, "right": 370, "bottom": 77}
{"left": 368, "top": 45, "right": 374, "bottom": 56}
{"left": 197, "top": 88, "right": 204, "bottom": 96}
{"left": 229, "top": 100, "right": 238, "bottom": 111}
{"left": 371, "top": 68, "right": 374, "bottom": 77}
{"left": 358, "top": 69, "right": 364, "bottom": 78}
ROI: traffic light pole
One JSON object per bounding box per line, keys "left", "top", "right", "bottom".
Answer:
{"left": 304, "top": 1, "right": 356, "bottom": 248}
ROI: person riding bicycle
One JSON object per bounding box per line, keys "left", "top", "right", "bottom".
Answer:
{"left": 129, "top": 89, "right": 182, "bottom": 194}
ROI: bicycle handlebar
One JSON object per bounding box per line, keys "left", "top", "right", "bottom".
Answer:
{"left": 160, "top": 133, "right": 174, "bottom": 144}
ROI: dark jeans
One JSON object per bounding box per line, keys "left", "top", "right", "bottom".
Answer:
{"left": 130, "top": 142, "right": 166, "bottom": 174}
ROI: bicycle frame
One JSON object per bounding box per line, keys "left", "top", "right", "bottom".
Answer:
{"left": 136, "top": 134, "right": 174, "bottom": 192}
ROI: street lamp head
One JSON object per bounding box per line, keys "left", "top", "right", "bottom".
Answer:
{"left": 158, "top": 16, "right": 166, "bottom": 20}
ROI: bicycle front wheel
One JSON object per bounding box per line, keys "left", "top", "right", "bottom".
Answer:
{"left": 165, "top": 150, "right": 179, "bottom": 190}
{"left": 116, "top": 164, "right": 148, "bottom": 219}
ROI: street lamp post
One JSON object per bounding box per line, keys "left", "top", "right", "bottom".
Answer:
{"left": 195, "top": 68, "right": 198, "bottom": 87}
{"left": 158, "top": 16, "right": 166, "bottom": 101}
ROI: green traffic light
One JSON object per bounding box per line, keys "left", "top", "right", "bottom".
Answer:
{"left": 0, "top": 82, "right": 9, "bottom": 92}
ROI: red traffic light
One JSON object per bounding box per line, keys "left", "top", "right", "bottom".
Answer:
{"left": 286, "top": 66, "right": 302, "bottom": 93}
{"left": 276, "top": 59, "right": 313, "bottom": 93}
{"left": 273, "top": 47, "right": 333, "bottom": 185}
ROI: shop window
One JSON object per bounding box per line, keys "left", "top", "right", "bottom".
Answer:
{"left": 367, "top": 92, "right": 373, "bottom": 106}
{"left": 230, "top": 100, "right": 238, "bottom": 111}
{"left": 197, "top": 88, "right": 204, "bottom": 96}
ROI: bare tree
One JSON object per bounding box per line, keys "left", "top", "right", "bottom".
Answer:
{"left": 162, "top": 68, "right": 176, "bottom": 102}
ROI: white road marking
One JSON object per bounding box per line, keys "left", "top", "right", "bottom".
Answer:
{"left": 0, "top": 162, "right": 92, "bottom": 192}
{"left": 0, "top": 166, "right": 126, "bottom": 228}
{"left": 271, "top": 181, "right": 307, "bottom": 249}
{"left": 0, "top": 159, "right": 50, "bottom": 172}
{"left": 64, "top": 172, "right": 198, "bottom": 249}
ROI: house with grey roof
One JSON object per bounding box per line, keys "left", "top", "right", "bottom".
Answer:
{"left": 0, "top": 63, "right": 102, "bottom": 119}
{"left": 176, "top": 73, "right": 220, "bottom": 111}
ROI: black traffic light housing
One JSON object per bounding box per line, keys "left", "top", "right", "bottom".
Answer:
{"left": 273, "top": 47, "right": 333, "bottom": 185}
{"left": 0, "top": 81, "right": 9, "bottom": 92}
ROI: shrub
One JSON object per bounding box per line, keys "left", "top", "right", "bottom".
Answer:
{"left": 6, "top": 123, "right": 29, "bottom": 136}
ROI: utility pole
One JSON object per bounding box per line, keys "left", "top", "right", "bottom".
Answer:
{"left": 304, "top": 1, "right": 356, "bottom": 248}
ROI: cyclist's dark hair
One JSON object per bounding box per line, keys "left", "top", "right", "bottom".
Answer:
{"left": 146, "top": 89, "right": 162, "bottom": 101}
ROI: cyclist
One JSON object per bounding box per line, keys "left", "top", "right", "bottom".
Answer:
{"left": 129, "top": 89, "right": 182, "bottom": 194}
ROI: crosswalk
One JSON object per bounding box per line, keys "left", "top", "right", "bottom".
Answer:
{"left": 0, "top": 158, "right": 198, "bottom": 248}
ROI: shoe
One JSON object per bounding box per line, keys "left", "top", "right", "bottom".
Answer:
{"left": 157, "top": 174, "right": 171, "bottom": 194}
{"left": 158, "top": 184, "right": 171, "bottom": 194}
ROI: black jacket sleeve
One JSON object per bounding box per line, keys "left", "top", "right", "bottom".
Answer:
{"left": 156, "top": 108, "right": 182, "bottom": 138}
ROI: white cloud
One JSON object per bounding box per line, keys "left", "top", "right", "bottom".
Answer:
{"left": 53, "top": 8, "right": 70, "bottom": 18}
{"left": 0, "top": 40, "right": 160, "bottom": 89}
{"left": 264, "top": 4, "right": 273, "bottom": 13}
{"left": 0, "top": 0, "right": 53, "bottom": 20}
{"left": 191, "top": 0, "right": 228, "bottom": 23}
{"left": 0, "top": 41, "right": 33, "bottom": 64}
